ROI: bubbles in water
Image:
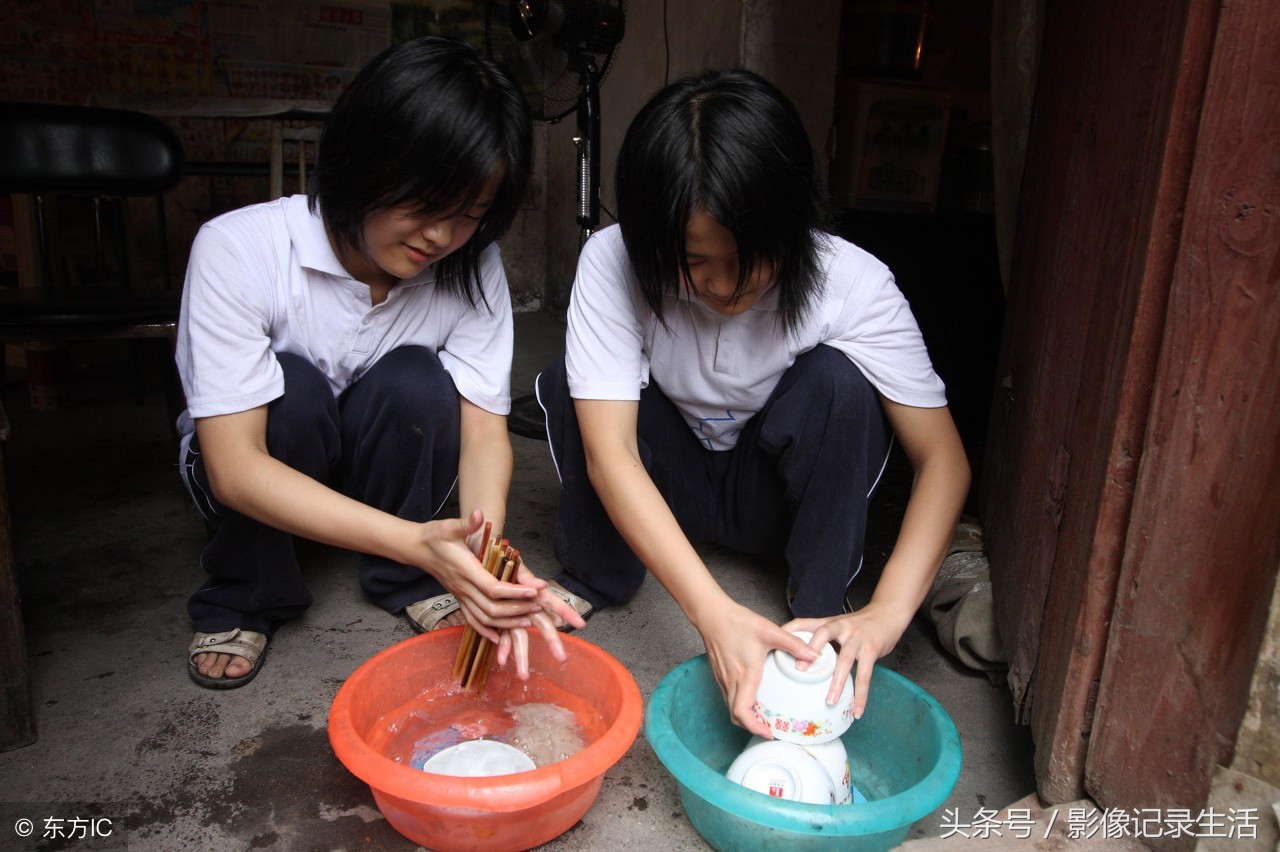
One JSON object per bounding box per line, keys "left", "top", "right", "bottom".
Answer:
{"left": 506, "top": 702, "right": 586, "bottom": 766}
{"left": 382, "top": 691, "right": 588, "bottom": 772}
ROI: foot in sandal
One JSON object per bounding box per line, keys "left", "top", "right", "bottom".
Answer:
{"left": 188, "top": 628, "right": 268, "bottom": 689}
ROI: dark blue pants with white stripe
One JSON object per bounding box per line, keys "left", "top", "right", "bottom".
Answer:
{"left": 535, "top": 344, "right": 892, "bottom": 619}
{"left": 182, "top": 347, "right": 460, "bottom": 634}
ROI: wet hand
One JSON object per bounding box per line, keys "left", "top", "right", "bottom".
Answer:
{"left": 488, "top": 556, "right": 582, "bottom": 673}
{"left": 785, "top": 602, "right": 909, "bottom": 720}
{"left": 513, "top": 560, "right": 587, "bottom": 632}
{"left": 494, "top": 610, "right": 563, "bottom": 679}
{"left": 700, "top": 603, "right": 819, "bottom": 739}
{"left": 420, "top": 509, "right": 539, "bottom": 642}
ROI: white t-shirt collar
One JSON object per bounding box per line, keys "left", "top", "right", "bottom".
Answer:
{"left": 282, "top": 195, "right": 434, "bottom": 290}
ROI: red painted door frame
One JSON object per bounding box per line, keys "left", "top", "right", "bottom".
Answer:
{"left": 982, "top": 0, "right": 1280, "bottom": 827}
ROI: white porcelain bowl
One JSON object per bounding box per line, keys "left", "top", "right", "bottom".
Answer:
{"left": 739, "top": 735, "right": 854, "bottom": 805}
{"left": 753, "top": 630, "right": 855, "bottom": 744}
{"left": 725, "top": 738, "right": 839, "bottom": 805}
{"left": 801, "top": 738, "right": 853, "bottom": 805}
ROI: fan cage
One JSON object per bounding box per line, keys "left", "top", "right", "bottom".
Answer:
{"left": 485, "top": 0, "right": 625, "bottom": 123}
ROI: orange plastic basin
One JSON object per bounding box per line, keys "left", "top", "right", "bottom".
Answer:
{"left": 328, "top": 627, "right": 641, "bottom": 851}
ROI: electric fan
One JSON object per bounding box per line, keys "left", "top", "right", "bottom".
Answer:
{"left": 484, "top": 0, "right": 626, "bottom": 437}
{"left": 484, "top": 0, "right": 625, "bottom": 241}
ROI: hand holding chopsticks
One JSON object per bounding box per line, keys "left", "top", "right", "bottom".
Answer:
{"left": 453, "top": 522, "right": 521, "bottom": 693}
{"left": 451, "top": 520, "right": 588, "bottom": 693}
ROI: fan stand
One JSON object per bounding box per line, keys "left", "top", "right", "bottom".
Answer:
{"left": 508, "top": 57, "right": 603, "bottom": 440}
{"left": 573, "top": 56, "right": 602, "bottom": 240}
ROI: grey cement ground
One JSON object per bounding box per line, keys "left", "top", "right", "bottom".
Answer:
{"left": 0, "top": 310, "right": 1036, "bottom": 850}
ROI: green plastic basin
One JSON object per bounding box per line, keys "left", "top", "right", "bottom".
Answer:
{"left": 645, "top": 655, "right": 962, "bottom": 851}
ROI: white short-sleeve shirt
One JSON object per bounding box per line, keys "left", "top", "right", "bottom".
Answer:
{"left": 564, "top": 225, "right": 945, "bottom": 451}
{"left": 175, "top": 195, "right": 513, "bottom": 439}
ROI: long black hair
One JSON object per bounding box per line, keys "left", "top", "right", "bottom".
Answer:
{"left": 615, "top": 69, "right": 828, "bottom": 332}
{"left": 309, "top": 36, "right": 532, "bottom": 307}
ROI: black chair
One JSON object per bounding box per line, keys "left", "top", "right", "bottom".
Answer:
{"left": 0, "top": 102, "right": 185, "bottom": 750}
{"left": 0, "top": 101, "right": 185, "bottom": 412}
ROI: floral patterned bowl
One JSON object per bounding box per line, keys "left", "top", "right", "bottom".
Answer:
{"left": 753, "top": 631, "right": 856, "bottom": 744}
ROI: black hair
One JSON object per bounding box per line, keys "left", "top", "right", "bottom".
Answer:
{"left": 615, "top": 69, "right": 828, "bottom": 332}
{"left": 308, "top": 36, "right": 532, "bottom": 307}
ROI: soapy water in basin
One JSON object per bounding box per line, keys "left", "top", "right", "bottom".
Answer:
{"left": 506, "top": 702, "right": 588, "bottom": 767}
{"left": 370, "top": 680, "right": 590, "bottom": 772}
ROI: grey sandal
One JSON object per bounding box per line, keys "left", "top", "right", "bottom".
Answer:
{"left": 188, "top": 628, "right": 268, "bottom": 689}
{"left": 405, "top": 594, "right": 462, "bottom": 633}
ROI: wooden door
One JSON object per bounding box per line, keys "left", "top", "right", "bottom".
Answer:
{"left": 982, "top": 0, "right": 1280, "bottom": 826}
{"left": 1085, "top": 0, "right": 1280, "bottom": 822}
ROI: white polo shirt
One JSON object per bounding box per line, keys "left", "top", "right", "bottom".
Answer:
{"left": 175, "top": 195, "right": 513, "bottom": 440}
{"left": 565, "top": 225, "right": 945, "bottom": 451}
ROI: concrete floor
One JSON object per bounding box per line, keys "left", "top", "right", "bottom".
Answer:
{"left": 0, "top": 309, "right": 1036, "bottom": 850}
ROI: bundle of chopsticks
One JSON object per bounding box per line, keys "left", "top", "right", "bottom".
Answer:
{"left": 452, "top": 522, "right": 521, "bottom": 695}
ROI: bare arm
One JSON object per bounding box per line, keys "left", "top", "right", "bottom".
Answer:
{"left": 787, "top": 398, "right": 970, "bottom": 717}
{"left": 454, "top": 399, "right": 585, "bottom": 654}
{"left": 457, "top": 397, "right": 512, "bottom": 535}
{"left": 576, "top": 398, "right": 817, "bottom": 737}
{"left": 195, "top": 402, "right": 540, "bottom": 640}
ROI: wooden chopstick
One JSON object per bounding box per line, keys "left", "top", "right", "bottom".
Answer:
{"left": 452, "top": 529, "right": 523, "bottom": 694}
{"left": 466, "top": 549, "right": 520, "bottom": 694}
{"left": 452, "top": 523, "right": 492, "bottom": 682}
{"left": 459, "top": 542, "right": 501, "bottom": 687}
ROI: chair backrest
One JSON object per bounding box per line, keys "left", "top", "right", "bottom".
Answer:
{"left": 270, "top": 123, "right": 322, "bottom": 198}
{"left": 0, "top": 102, "right": 183, "bottom": 196}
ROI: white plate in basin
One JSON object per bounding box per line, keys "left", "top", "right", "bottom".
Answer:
{"left": 421, "top": 739, "right": 536, "bottom": 777}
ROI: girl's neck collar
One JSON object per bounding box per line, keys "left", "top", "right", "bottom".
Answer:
{"left": 328, "top": 228, "right": 398, "bottom": 304}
